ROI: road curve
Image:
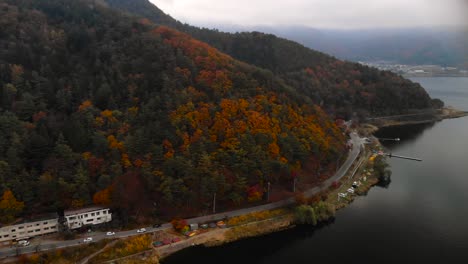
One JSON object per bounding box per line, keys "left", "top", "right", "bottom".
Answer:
{"left": 0, "top": 133, "right": 363, "bottom": 259}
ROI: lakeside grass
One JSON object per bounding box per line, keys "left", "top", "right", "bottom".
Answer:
{"left": 17, "top": 239, "right": 111, "bottom": 264}
{"left": 88, "top": 234, "right": 152, "bottom": 263}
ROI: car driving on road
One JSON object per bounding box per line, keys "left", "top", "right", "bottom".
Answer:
{"left": 137, "top": 228, "right": 146, "bottom": 233}
{"left": 83, "top": 237, "right": 93, "bottom": 243}
{"left": 106, "top": 231, "right": 115, "bottom": 236}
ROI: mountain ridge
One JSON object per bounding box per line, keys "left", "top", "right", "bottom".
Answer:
{"left": 0, "top": 0, "right": 345, "bottom": 222}
{"left": 104, "top": 0, "right": 436, "bottom": 118}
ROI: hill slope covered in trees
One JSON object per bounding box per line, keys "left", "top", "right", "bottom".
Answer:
{"left": 105, "top": 0, "right": 438, "bottom": 118}
{"left": 0, "top": 0, "right": 347, "bottom": 223}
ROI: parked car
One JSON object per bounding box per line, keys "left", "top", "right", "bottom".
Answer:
{"left": 17, "top": 240, "right": 30, "bottom": 247}
{"left": 137, "top": 228, "right": 146, "bottom": 233}
{"left": 185, "top": 231, "right": 197, "bottom": 237}
{"left": 83, "top": 237, "right": 93, "bottom": 243}
{"left": 106, "top": 231, "right": 115, "bottom": 236}
{"left": 153, "top": 223, "right": 162, "bottom": 228}
{"left": 153, "top": 241, "right": 163, "bottom": 247}
{"left": 208, "top": 223, "right": 217, "bottom": 228}
{"left": 200, "top": 224, "right": 209, "bottom": 229}
{"left": 216, "top": 221, "right": 226, "bottom": 228}
{"left": 190, "top": 223, "right": 199, "bottom": 231}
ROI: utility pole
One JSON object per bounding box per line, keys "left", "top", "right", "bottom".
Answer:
{"left": 267, "top": 182, "right": 270, "bottom": 201}
{"left": 212, "top": 192, "right": 216, "bottom": 214}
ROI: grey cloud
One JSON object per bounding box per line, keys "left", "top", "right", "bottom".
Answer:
{"left": 150, "top": 0, "right": 468, "bottom": 29}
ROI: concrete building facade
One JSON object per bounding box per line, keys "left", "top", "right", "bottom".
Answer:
{"left": 0, "top": 207, "right": 112, "bottom": 243}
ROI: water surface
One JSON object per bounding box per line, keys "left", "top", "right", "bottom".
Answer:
{"left": 163, "top": 77, "right": 468, "bottom": 264}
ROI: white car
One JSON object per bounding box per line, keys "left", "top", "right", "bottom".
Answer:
{"left": 347, "top": 188, "right": 355, "bottom": 194}
{"left": 83, "top": 237, "right": 93, "bottom": 243}
{"left": 137, "top": 228, "right": 146, "bottom": 233}
{"left": 17, "top": 240, "right": 30, "bottom": 247}
{"left": 106, "top": 231, "right": 115, "bottom": 236}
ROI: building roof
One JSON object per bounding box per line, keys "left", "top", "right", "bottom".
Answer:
{"left": 64, "top": 206, "right": 109, "bottom": 216}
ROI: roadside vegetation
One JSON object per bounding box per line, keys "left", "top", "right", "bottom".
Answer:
{"left": 89, "top": 234, "right": 152, "bottom": 263}
{"left": 17, "top": 239, "right": 110, "bottom": 264}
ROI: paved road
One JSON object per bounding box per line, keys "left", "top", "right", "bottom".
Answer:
{"left": 0, "top": 133, "right": 363, "bottom": 259}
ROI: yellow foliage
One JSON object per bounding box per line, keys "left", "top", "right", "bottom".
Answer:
{"left": 226, "top": 209, "right": 288, "bottom": 226}
{"left": 121, "top": 153, "right": 132, "bottom": 168}
{"left": 71, "top": 199, "right": 84, "bottom": 209}
{"left": 128, "top": 106, "right": 139, "bottom": 116}
{"left": 82, "top": 152, "right": 92, "bottom": 160}
{"left": 94, "top": 116, "right": 104, "bottom": 127}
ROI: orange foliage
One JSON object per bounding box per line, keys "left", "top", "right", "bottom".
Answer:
{"left": 107, "top": 135, "right": 124, "bottom": 151}
{"left": 93, "top": 186, "right": 113, "bottom": 206}
{"left": 162, "top": 139, "right": 174, "bottom": 159}
{"left": 78, "top": 100, "right": 92, "bottom": 111}
{"left": 153, "top": 26, "right": 233, "bottom": 71}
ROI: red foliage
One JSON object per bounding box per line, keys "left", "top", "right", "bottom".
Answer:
{"left": 171, "top": 218, "right": 188, "bottom": 232}
{"left": 88, "top": 156, "right": 104, "bottom": 178}
{"left": 32, "top": 111, "right": 47, "bottom": 122}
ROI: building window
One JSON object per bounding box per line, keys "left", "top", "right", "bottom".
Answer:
{"left": 44, "top": 227, "right": 49, "bottom": 230}
{"left": 4, "top": 235, "right": 9, "bottom": 238}
{"left": 27, "top": 230, "right": 33, "bottom": 233}
{"left": 11, "top": 229, "right": 16, "bottom": 232}
{"left": 18, "top": 226, "right": 24, "bottom": 229}
{"left": 96, "top": 212, "right": 100, "bottom": 216}
{"left": 44, "top": 222, "right": 48, "bottom": 225}
{"left": 50, "top": 226, "right": 56, "bottom": 229}
{"left": 86, "top": 219, "right": 93, "bottom": 223}
{"left": 84, "top": 214, "right": 88, "bottom": 217}
{"left": 91, "top": 213, "right": 95, "bottom": 216}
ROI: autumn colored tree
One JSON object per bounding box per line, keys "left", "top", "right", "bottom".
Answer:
{"left": 0, "top": 189, "right": 25, "bottom": 224}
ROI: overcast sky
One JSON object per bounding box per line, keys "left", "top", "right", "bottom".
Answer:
{"left": 149, "top": 0, "right": 467, "bottom": 29}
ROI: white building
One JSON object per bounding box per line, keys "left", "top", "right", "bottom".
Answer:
{"left": 0, "top": 207, "right": 112, "bottom": 243}
{"left": 0, "top": 216, "right": 59, "bottom": 243}
{"left": 64, "top": 207, "right": 112, "bottom": 230}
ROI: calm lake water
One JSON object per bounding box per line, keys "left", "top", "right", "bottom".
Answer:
{"left": 163, "top": 77, "right": 468, "bottom": 264}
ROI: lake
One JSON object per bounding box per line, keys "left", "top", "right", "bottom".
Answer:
{"left": 163, "top": 77, "right": 468, "bottom": 264}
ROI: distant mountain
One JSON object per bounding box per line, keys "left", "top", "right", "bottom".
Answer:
{"left": 212, "top": 24, "right": 468, "bottom": 68}
{"left": 105, "top": 0, "right": 435, "bottom": 117}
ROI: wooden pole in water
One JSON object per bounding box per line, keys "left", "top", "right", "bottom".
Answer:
{"left": 386, "top": 153, "right": 422, "bottom": 162}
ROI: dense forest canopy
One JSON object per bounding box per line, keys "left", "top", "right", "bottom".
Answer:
{"left": 0, "top": 0, "right": 350, "bottom": 223}
{"left": 105, "top": 0, "right": 437, "bottom": 118}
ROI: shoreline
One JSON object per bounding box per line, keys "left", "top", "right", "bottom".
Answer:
{"left": 151, "top": 145, "right": 381, "bottom": 263}
{"left": 366, "top": 107, "right": 468, "bottom": 131}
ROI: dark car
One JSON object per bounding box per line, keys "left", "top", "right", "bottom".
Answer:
{"left": 153, "top": 223, "right": 162, "bottom": 228}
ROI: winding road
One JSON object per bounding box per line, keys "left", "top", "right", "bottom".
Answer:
{"left": 0, "top": 132, "right": 363, "bottom": 259}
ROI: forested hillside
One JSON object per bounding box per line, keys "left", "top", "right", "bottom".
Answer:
{"left": 0, "top": 0, "right": 346, "bottom": 223}
{"left": 105, "top": 0, "right": 437, "bottom": 118}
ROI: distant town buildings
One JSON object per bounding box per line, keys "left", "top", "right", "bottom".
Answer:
{"left": 358, "top": 61, "right": 468, "bottom": 77}
{"left": 0, "top": 207, "right": 112, "bottom": 243}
